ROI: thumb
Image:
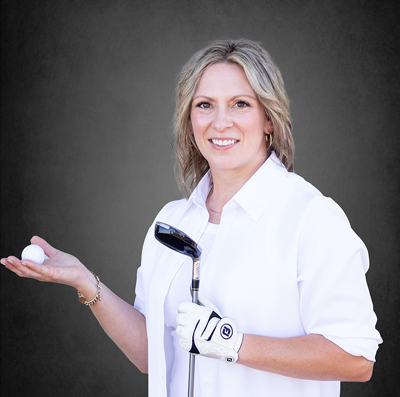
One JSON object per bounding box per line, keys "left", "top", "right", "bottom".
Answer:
{"left": 198, "top": 291, "right": 221, "bottom": 315}
{"left": 30, "top": 236, "right": 58, "bottom": 258}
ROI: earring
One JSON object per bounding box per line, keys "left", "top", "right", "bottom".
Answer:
{"left": 266, "top": 133, "right": 273, "bottom": 147}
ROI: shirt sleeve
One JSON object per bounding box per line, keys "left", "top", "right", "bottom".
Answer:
{"left": 134, "top": 224, "right": 154, "bottom": 317}
{"left": 134, "top": 265, "right": 146, "bottom": 316}
{"left": 133, "top": 199, "right": 185, "bottom": 319}
{"left": 297, "top": 196, "right": 382, "bottom": 361}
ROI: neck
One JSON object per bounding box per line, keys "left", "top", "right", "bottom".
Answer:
{"left": 207, "top": 154, "right": 268, "bottom": 213}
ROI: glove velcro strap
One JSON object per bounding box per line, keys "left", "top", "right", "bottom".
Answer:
{"left": 214, "top": 317, "right": 240, "bottom": 365}
{"left": 204, "top": 311, "right": 222, "bottom": 340}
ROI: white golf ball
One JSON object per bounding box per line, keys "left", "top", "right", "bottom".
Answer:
{"left": 21, "top": 244, "right": 45, "bottom": 264}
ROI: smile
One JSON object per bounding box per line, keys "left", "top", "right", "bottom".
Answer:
{"left": 211, "top": 139, "right": 238, "bottom": 146}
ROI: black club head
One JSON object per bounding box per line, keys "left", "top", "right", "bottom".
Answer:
{"left": 154, "top": 222, "right": 202, "bottom": 259}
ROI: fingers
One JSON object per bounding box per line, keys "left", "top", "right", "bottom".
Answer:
{"left": 176, "top": 312, "right": 189, "bottom": 327}
{"left": 177, "top": 302, "right": 213, "bottom": 339}
{"left": 1, "top": 257, "right": 24, "bottom": 277}
{"left": 178, "top": 301, "right": 203, "bottom": 315}
{"left": 177, "top": 302, "right": 202, "bottom": 348}
{"left": 177, "top": 303, "right": 197, "bottom": 329}
{"left": 30, "top": 236, "right": 58, "bottom": 257}
{"left": 177, "top": 325, "right": 192, "bottom": 351}
{"left": 197, "top": 292, "right": 220, "bottom": 314}
{"left": 2, "top": 256, "right": 50, "bottom": 281}
{"left": 176, "top": 303, "right": 222, "bottom": 354}
{"left": 176, "top": 321, "right": 194, "bottom": 352}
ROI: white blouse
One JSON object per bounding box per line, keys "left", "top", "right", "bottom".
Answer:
{"left": 134, "top": 152, "right": 382, "bottom": 397}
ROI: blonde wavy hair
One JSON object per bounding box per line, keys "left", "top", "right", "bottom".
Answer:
{"left": 174, "top": 39, "right": 294, "bottom": 196}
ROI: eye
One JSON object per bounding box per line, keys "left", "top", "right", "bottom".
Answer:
{"left": 197, "top": 102, "right": 211, "bottom": 109}
{"left": 235, "top": 101, "right": 250, "bottom": 108}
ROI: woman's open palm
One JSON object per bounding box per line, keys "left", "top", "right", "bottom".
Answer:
{"left": 1, "top": 236, "right": 90, "bottom": 290}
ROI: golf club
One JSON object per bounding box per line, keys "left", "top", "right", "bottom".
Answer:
{"left": 154, "top": 221, "right": 202, "bottom": 397}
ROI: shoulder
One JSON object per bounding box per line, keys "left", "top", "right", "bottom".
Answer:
{"left": 284, "top": 173, "right": 350, "bottom": 225}
{"left": 276, "top": 172, "right": 358, "bottom": 244}
{"left": 296, "top": 193, "right": 368, "bottom": 271}
{"left": 285, "top": 172, "right": 323, "bottom": 200}
{"left": 273, "top": 171, "right": 324, "bottom": 219}
{"left": 268, "top": 153, "right": 323, "bottom": 204}
{"left": 142, "top": 198, "right": 187, "bottom": 249}
{"left": 155, "top": 198, "right": 188, "bottom": 222}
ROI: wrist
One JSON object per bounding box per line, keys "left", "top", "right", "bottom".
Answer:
{"left": 74, "top": 267, "right": 97, "bottom": 290}
{"left": 234, "top": 332, "right": 244, "bottom": 357}
{"left": 75, "top": 271, "right": 102, "bottom": 306}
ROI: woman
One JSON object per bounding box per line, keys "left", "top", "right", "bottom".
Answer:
{"left": 1, "top": 39, "right": 381, "bottom": 397}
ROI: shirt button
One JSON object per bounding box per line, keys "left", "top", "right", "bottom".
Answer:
{"left": 203, "top": 379, "right": 211, "bottom": 387}
{"left": 230, "top": 203, "right": 236, "bottom": 208}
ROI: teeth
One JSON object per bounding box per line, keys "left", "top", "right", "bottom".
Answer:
{"left": 212, "top": 139, "right": 237, "bottom": 146}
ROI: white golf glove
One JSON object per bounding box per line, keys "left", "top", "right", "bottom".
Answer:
{"left": 176, "top": 293, "right": 243, "bottom": 364}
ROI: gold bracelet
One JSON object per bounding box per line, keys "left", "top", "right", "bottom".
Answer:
{"left": 75, "top": 272, "right": 102, "bottom": 306}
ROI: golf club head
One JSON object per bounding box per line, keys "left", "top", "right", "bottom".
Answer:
{"left": 154, "top": 221, "right": 202, "bottom": 259}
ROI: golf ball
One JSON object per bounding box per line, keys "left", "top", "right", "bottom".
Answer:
{"left": 21, "top": 244, "right": 45, "bottom": 264}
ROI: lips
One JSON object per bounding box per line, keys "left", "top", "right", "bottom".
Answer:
{"left": 210, "top": 139, "right": 238, "bottom": 147}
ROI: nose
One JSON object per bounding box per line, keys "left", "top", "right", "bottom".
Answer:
{"left": 211, "top": 107, "right": 233, "bottom": 132}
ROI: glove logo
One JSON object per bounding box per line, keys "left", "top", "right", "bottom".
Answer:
{"left": 220, "top": 324, "right": 233, "bottom": 339}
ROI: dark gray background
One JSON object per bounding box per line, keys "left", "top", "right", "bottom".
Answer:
{"left": 1, "top": 0, "right": 399, "bottom": 396}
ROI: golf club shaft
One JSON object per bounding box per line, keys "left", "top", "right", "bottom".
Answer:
{"left": 188, "top": 259, "right": 200, "bottom": 397}
{"left": 153, "top": 223, "right": 202, "bottom": 397}
{"left": 188, "top": 353, "right": 195, "bottom": 397}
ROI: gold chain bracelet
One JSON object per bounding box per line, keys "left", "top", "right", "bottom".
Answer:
{"left": 75, "top": 272, "right": 102, "bottom": 306}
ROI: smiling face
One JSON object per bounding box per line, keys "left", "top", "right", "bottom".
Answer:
{"left": 190, "top": 62, "right": 272, "bottom": 180}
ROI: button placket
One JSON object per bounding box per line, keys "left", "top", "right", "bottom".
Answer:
{"left": 201, "top": 208, "right": 236, "bottom": 297}
{"left": 197, "top": 356, "right": 214, "bottom": 394}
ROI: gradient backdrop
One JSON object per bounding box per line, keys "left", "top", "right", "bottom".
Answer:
{"left": 1, "top": 0, "right": 399, "bottom": 396}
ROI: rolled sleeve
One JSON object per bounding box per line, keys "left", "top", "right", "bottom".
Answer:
{"left": 297, "top": 196, "right": 382, "bottom": 361}
{"left": 134, "top": 224, "right": 155, "bottom": 317}
{"left": 134, "top": 265, "right": 146, "bottom": 316}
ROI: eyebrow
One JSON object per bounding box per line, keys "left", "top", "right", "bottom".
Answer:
{"left": 192, "top": 94, "right": 257, "bottom": 101}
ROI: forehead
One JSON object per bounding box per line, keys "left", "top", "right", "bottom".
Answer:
{"left": 194, "top": 62, "right": 254, "bottom": 96}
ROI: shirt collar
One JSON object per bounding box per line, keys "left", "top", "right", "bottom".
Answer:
{"left": 184, "top": 152, "right": 289, "bottom": 221}
{"left": 233, "top": 152, "right": 288, "bottom": 221}
{"left": 184, "top": 170, "right": 212, "bottom": 213}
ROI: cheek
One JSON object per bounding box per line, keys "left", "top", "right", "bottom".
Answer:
{"left": 193, "top": 131, "right": 207, "bottom": 152}
{"left": 241, "top": 115, "right": 266, "bottom": 137}
{"left": 190, "top": 114, "right": 208, "bottom": 137}
{"left": 189, "top": 111, "right": 198, "bottom": 133}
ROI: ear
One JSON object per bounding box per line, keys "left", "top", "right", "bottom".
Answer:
{"left": 263, "top": 116, "right": 273, "bottom": 135}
